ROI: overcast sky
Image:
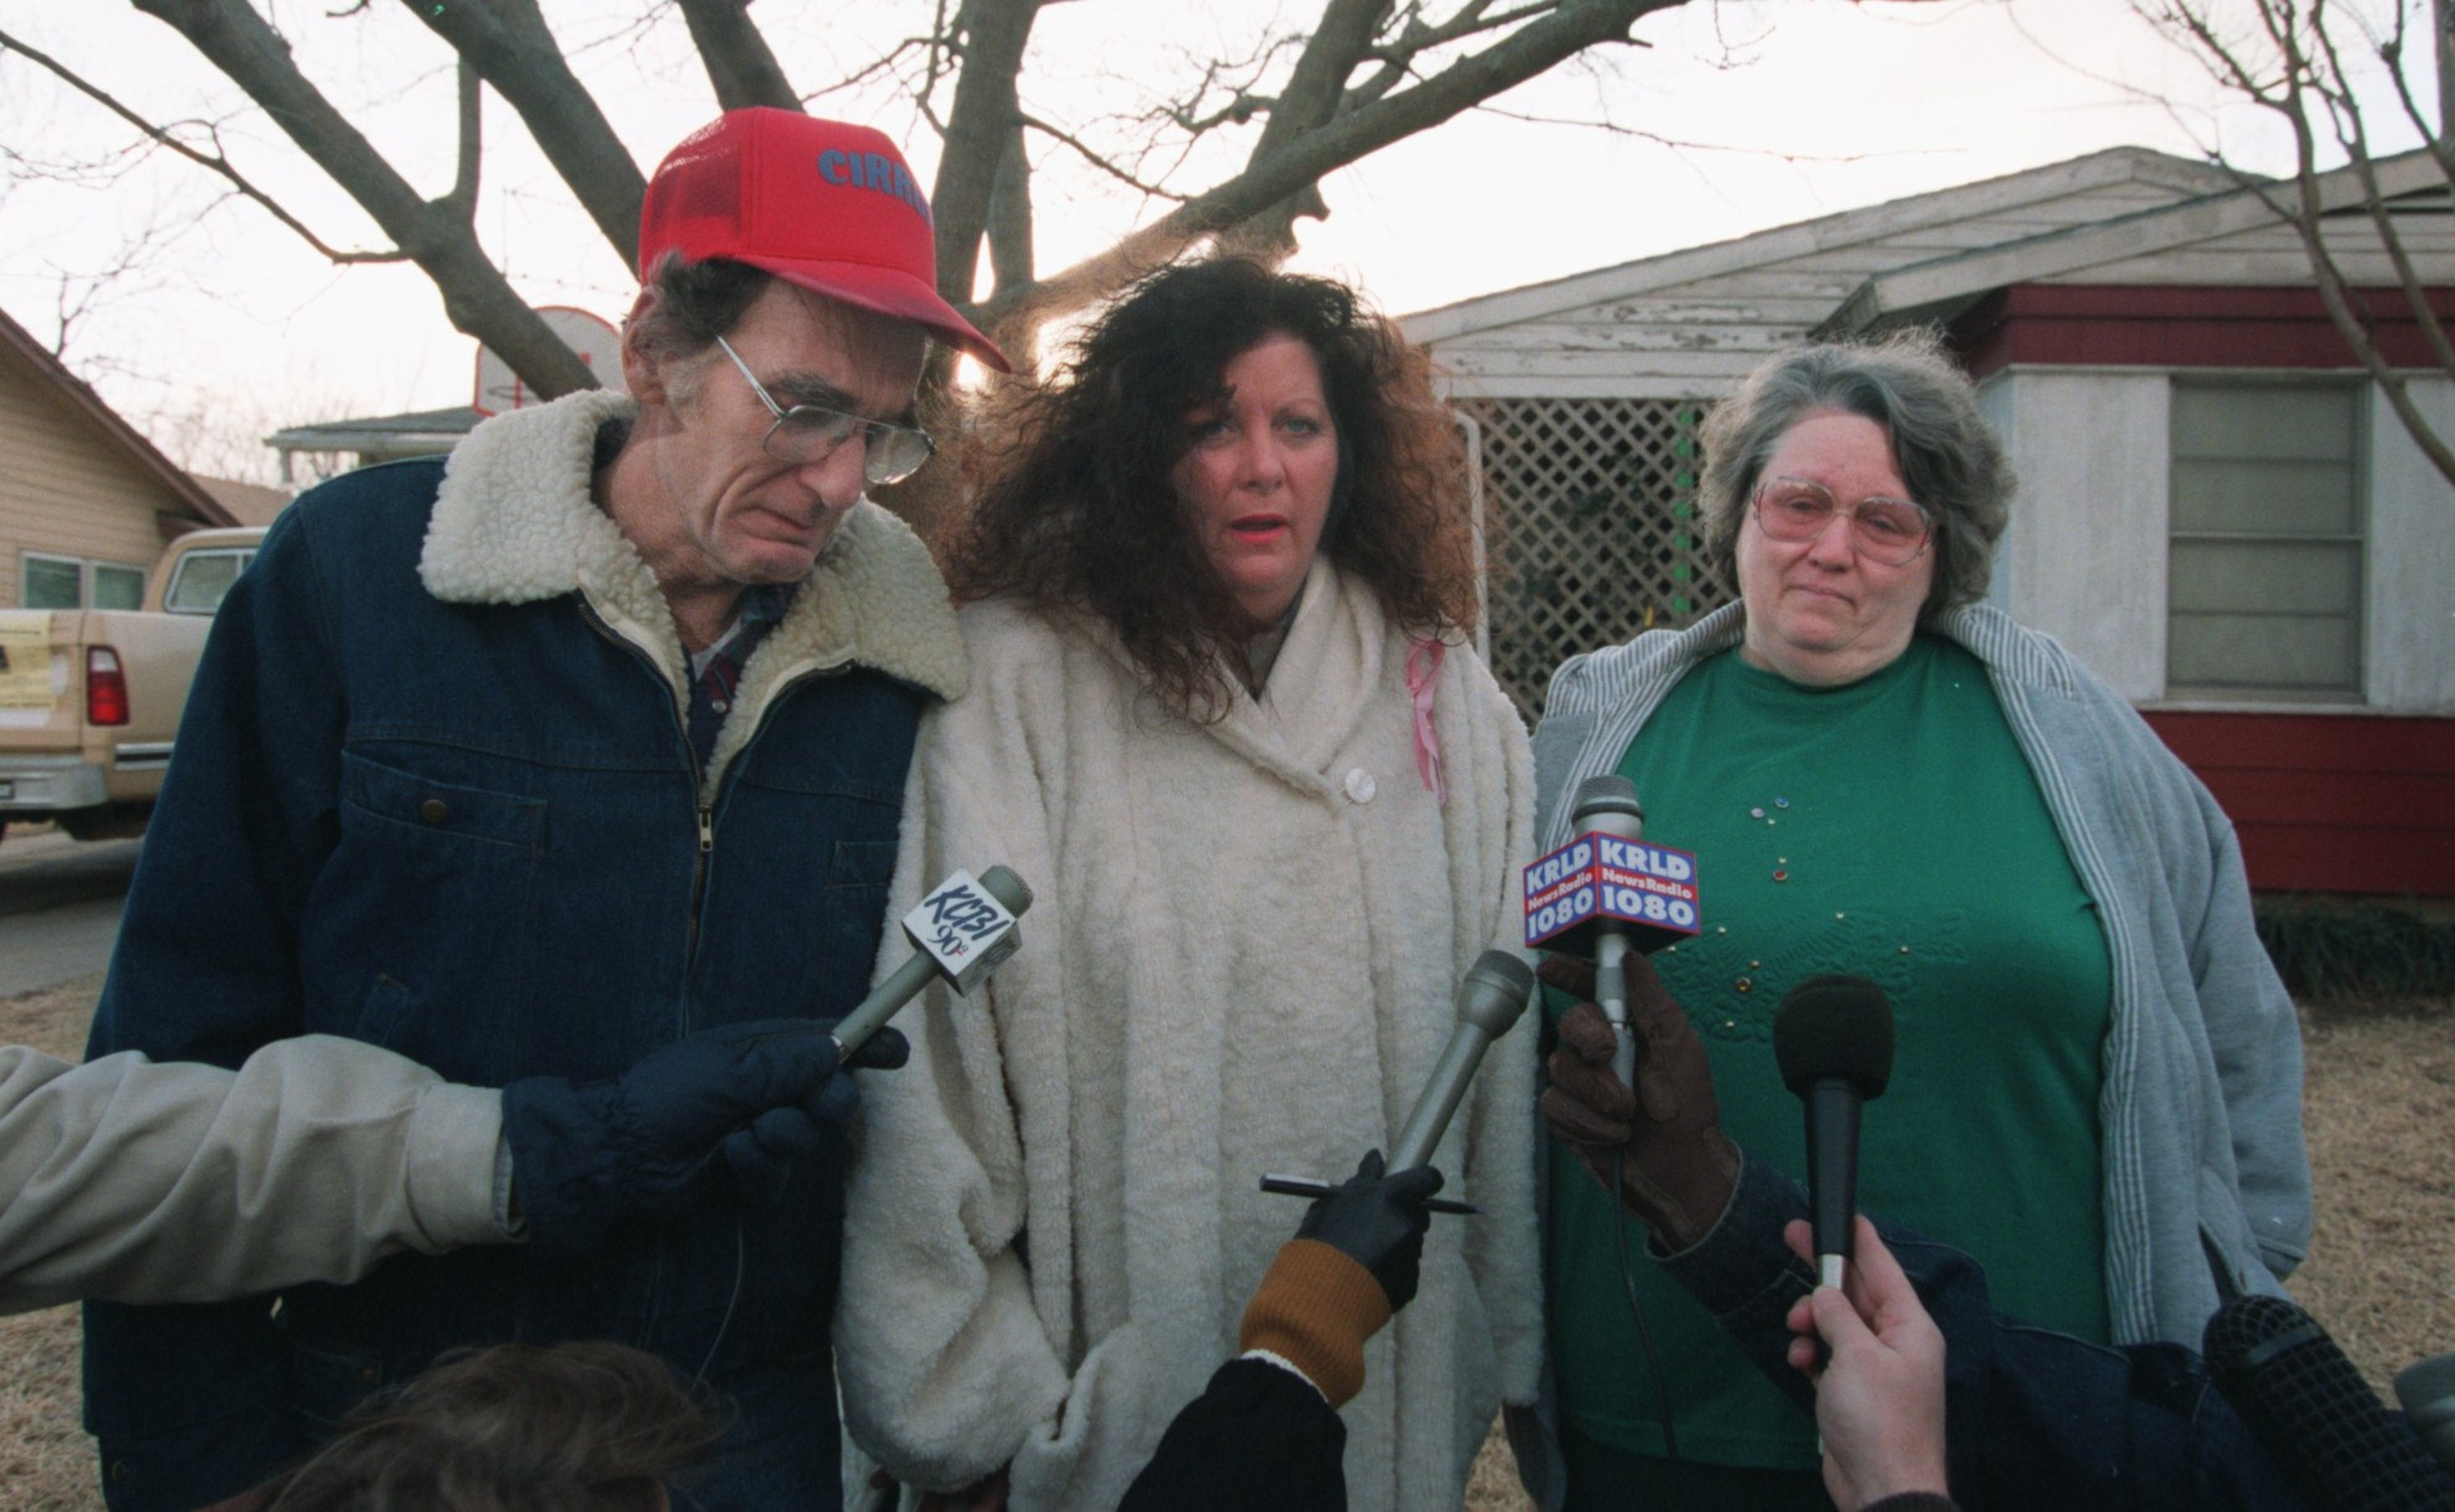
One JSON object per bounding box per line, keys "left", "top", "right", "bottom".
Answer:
{"left": 0, "top": 1, "right": 2429, "bottom": 480}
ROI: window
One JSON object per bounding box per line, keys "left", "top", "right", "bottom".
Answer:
{"left": 162, "top": 549, "right": 253, "bottom": 615}
{"left": 19, "top": 553, "right": 152, "bottom": 612}
{"left": 93, "top": 564, "right": 146, "bottom": 610}
{"left": 22, "top": 555, "right": 82, "bottom": 609}
{"left": 2168, "top": 380, "right": 2364, "bottom": 699}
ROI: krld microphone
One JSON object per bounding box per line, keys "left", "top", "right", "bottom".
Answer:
{"left": 1771, "top": 975, "right": 1895, "bottom": 1291}
{"left": 2398, "top": 1352, "right": 2455, "bottom": 1477}
{"left": 1525, "top": 775, "right": 1701, "bottom": 1084}
{"left": 1259, "top": 948, "right": 1535, "bottom": 1217}
{"left": 2205, "top": 1294, "right": 2455, "bottom": 1511}
{"left": 829, "top": 866, "right": 1033, "bottom": 1057}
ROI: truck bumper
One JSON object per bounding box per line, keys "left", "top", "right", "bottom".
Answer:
{"left": 0, "top": 756, "right": 110, "bottom": 813}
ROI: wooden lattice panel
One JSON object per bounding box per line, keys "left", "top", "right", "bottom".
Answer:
{"left": 1462, "top": 397, "right": 1733, "bottom": 716}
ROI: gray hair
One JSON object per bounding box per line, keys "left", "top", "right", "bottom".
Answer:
{"left": 626, "top": 253, "right": 775, "bottom": 405}
{"left": 1697, "top": 331, "right": 2012, "bottom": 618}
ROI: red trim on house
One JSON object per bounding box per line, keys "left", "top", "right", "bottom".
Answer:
{"left": 2140, "top": 711, "right": 2455, "bottom": 897}
{"left": 1951, "top": 285, "right": 2455, "bottom": 380}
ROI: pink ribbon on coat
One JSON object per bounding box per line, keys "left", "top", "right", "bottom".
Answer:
{"left": 1406, "top": 638, "right": 1447, "bottom": 807}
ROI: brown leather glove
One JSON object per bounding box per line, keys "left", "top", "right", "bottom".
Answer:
{"left": 1538, "top": 952, "right": 1740, "bottom": 1252}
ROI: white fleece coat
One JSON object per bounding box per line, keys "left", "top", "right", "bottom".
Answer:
{"left": 837, "top": 557, "right": 1544, "bottom": 1512}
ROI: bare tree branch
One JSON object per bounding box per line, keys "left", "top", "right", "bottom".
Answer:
{"left": 800, "top": 35, "right": 940, "bottom": 105}
{"left": 1019, "top": 112, "right": 1192, "bottom": 200}
{"left": 1230, "top": 0, "right": 1395, "bottom": 251}
{"left": 0, "top": 25, "right": 408, "bottom": 264}
{"left": 398, "top": 0, "right": 644, "bottom": 268}
{"left": 2163, "top": 0, "right": 2455, "bottom": 484}
{"left": 676, "top": 0, "right": 800, "bottom": 110}
{"left": 134, "top": 0, "right": 596, "bottom": 395}
{"left": 437, "top": 60, "right": 482, "bottom": 227}
{"left": 931, "top": 0, "right": 1048, "bottom": 307}
{"left": 974, "top": 0, "right": 1678, "bottom": 331}
{"left": 987, "top": 121, "right": 1034, "bottom": 296}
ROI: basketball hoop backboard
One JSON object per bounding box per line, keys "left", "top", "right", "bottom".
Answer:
{"left": 473, "top": 308, "right": 626, "bottom": 415}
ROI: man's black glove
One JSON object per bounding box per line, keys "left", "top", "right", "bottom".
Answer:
{"left": 1296, "top": 1149, "right": 1444, "bottom": 1311}
{"left": 502, "top": 1018, "right": 908, "bottom": 1253}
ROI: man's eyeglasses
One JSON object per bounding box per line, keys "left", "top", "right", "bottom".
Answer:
{"left": 1750, "top": 477, "right": 1935, "bottom": 567}
{"left": 713, "top": 335, "right": 936, "bottom": 486}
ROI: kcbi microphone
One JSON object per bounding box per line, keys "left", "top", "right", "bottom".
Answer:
{"left": 1525, "top": 775, "right": 1701, "bottom": 1084}
{"left": 829, "top": 866, "right": 1032, "bottom": 1058}
{"left": 1771, "top": 975, "right": 1895, "bottom": 1291}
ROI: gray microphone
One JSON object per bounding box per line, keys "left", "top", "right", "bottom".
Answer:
{"left": 829, "top": 865, "right": 1033, "bottom": 1057}
{"left": 1387, "top": 950, "right": 1536, "bottom": 1172}
{"left": 2398, "top": 1352, "right": 2455, "bottom": 1476}
{"left": 1570, "top": 775, "right": 1647, "bottom": 1086}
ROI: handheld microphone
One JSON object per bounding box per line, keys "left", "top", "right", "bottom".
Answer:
{"left": 2397, "top": 1352, "right": 2455, "bottom": 1477}
{"left": 1525, "top": 775, "right": 1701, "bottom": 1087}
{"left": 1771, "top": 975, "right": 1894, "bottom": 1290}
{"left": 829, "top": 866, "right": 1033, "bottom": 1057}
{"left": 1387, "top": 950, "right": 1536, "bottom": 1172}
{"left": 2205, "top": 1294, "right": 2455, "bottom": 1511}
{"left": 1258, "top": 950, "right": 1533, "bottom": 1217}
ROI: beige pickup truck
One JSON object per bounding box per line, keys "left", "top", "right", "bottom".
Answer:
{"left": 0, "top": 526, "right": 267, "bottom": 841}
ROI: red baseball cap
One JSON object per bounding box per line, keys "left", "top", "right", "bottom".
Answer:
{"left": 639, "top": 109, "right": 1011, "bottom": 372}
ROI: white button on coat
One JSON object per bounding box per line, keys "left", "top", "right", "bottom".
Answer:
{"left": 1343, "top": 767, "right": 1376, "bottom": 804}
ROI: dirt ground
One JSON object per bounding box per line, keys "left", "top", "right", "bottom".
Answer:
{"left": 1, "top": 976, "right": 2446, "bottom": 1510}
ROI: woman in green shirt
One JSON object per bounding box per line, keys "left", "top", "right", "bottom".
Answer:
{"left": 1524, "top": 334, "right": 2310, "bottom": 1510}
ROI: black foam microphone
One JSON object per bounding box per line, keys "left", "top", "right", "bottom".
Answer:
{"left": 1771, "top": 975, "right": 1895, "bottom": 1289}
{"left": 2398, "top": 1352, "right": 2455, "bottom": 1477}
{"left": 2204, "top": 1294, "right": 2455, "bottom": 1511}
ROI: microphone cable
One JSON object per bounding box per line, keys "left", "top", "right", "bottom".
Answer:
{"left": 1611, "top": 1143, "right": 1680, "bottom": 1460}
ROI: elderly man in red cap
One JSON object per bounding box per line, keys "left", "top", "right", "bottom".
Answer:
{"left": 80, "top": 110, "right": 1004, "bottom": 1512}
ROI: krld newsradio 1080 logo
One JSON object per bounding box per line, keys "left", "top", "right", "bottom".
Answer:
{"left": 1523, "top": 833, "right": 1701, "bottom": 951}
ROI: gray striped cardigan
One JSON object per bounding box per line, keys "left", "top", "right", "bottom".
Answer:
{"left": 1530, "top": 600, "right": 2310, "bottom": 1349}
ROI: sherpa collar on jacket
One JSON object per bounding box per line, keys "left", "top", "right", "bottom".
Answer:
{"left": 415, "top": 390, "right": 968, "bottom": 777}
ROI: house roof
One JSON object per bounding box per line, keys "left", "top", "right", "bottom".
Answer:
{"left": 1819, "top": 148, "right": 2453, "bottom": 336}
{"left": 1402, "top": 143, "right": 2455, "bottom": 399}
{"left": 194, "top": 474, "right": 292, "bottom": 527}
{"left": 0, "top": 304, "right": 236, "bottom": 527}
{"left": 265, "top": 405, "right": 483, "bottom": 459}
{"left": 1402, "top": 146, "right": 2243, "bottom": 345}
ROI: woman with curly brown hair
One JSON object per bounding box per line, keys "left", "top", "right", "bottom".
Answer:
{"left": 837, "top": 257, "right": 1542, "bottom": 1512}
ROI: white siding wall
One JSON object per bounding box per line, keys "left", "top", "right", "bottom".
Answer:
{"left": 1982, "top": 369, "right": 2172, "bottom": 701}
{"left": 2364, "top": 375, "right": 2455, "bottom": 713}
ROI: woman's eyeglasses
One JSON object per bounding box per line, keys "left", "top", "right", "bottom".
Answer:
{"left": 1750, "top": 477, "right": 1934, "bottom": 566}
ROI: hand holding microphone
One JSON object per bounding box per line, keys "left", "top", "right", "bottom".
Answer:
{"left": 1537, "top": 952, "right": 1738, "bottom": 1252}
{"left": 502, "top": 865, "right": 1033, "bottom": 1252}
{"left": 831, "top": 865, "right": 1035, "bottom": 1059}
{"left": 1260, "top": 949, "right": 1532, "bottom": 1219}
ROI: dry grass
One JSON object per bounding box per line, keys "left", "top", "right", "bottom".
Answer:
{"left": 2281, "top": 1001, "right": 2455, "bottom": 1399}
{"left": 1, "top": 977, "right": 2444, "bottom": 1510}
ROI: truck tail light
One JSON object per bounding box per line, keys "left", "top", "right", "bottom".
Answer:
{"left": 87, "top": 647, "right": 130, "bottom": 726}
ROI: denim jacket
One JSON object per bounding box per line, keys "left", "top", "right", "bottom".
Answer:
{"left": 82, "top": 392, "right": 968, "bottom": 1510}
